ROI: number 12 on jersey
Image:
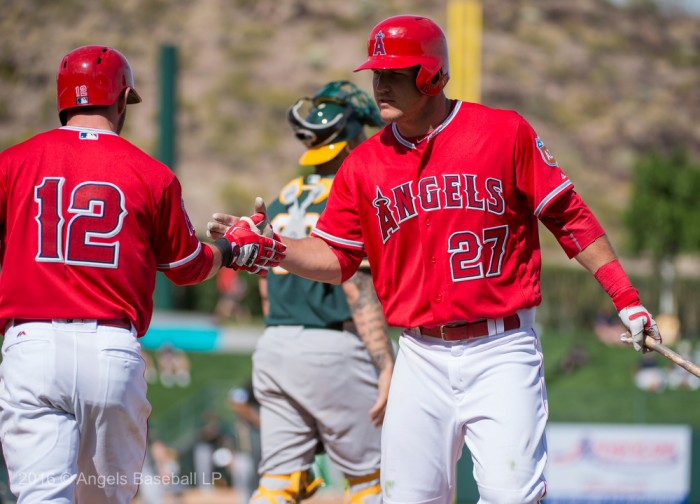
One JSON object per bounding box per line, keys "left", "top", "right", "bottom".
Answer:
{"left": 34, "top": 177, "right": 127, "bottom": 268}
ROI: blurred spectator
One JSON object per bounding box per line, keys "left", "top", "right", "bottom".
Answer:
{"left": 142, "top": 349, "right": 158, "bottom": 385}
{"left": 666, "top": 339, "right": 700, "bottom": 390}
{"left": 557, "top": 343, "right": 589, "bottom": 375}
{"left": 156, "top": 344, "right": 191, "bottom": 388}
{"left": 138, "top": 438, "right": 185, "bottom": 504}
{"left": 593, "top": 311, "right": 627, "bottom": 347}
{"left": 634, "top": 353, "right": 667, "bottom": 393}
{"left": 227, "top": 382, "right": 262, "bottom": 503}
{"left": 193, "top": 410, "right": 228, "bottom": 492}
{"left": 214, "top": 268, "right": 251, "bottom": 324}
{"left": 655, "top": 313, "right": 681, "bottom": 346}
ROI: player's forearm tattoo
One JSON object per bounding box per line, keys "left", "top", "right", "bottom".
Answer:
{"left": 345, "top": 270, "right": 394, "bottom": 371}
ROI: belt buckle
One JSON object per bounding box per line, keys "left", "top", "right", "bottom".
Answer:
{"left": 439, "top": 322, "right": 466, "bottom": 340}
{"left": 439, "top": 319, "right": 490, "bottom": 341}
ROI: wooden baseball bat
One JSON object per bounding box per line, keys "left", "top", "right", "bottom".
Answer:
{"left": 644, "top": 335, "right": 700, "bottom": 379}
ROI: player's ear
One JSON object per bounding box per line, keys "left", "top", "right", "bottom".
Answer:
{"left": 117, "top": 88, "right": 130, "bottom": 115}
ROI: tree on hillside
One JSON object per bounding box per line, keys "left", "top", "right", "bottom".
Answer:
{"left": 624, "top": 150, "right": 700, "bottom": 318}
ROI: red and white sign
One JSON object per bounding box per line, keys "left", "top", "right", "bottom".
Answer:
{"left": 545, "top": 423, "right": 691, "bottom": 503}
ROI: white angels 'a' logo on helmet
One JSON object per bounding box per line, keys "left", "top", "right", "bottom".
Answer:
{"left": 373, "top": 31, "right": 387, "bottom": 56}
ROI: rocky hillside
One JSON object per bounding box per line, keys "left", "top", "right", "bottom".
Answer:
{"left": 1, "top": 0, "right": 699, "bottom": 248}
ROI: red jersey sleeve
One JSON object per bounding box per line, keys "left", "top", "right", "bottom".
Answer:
{"left": 152, "top": 178, "right": 213, "bottom": 285}
{"left": 311, "top": 164, "right": 365, "bottom": 280}
{"left": 514, "top": 118, "right": 574, "bottom": 217}
{"left": 313, "top": 166, "right": 364, "bottom": 249}
{"left": 540, "top": 190, "right": 606, "bottom": 258}
{"left": 513, "top": 118, "right": 606, "bottom": 258}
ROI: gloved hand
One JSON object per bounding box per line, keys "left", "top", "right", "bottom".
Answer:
{"left": 207, "top": 213, "right": 236, "bottom": 240}
{"left": 239, "top": 197, "right": 274, "bottom": 238}
{"left": 208, "top": 197, "right": 273, "bottom": 240}
{"left": 223, "top": 219, "right": 285, "bottom": 275}
{"left": 618, "top": 304, "right": 662, "bottom": 352}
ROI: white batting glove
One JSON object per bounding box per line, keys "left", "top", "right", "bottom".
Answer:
{"left": 618, "top": 305, "right": 662, "bottom": 352}
{"left": 240, "top": 197, "right": 274, "bottom": 238}
{"left": 207, "top": 197, "right": 273, "bottom": 240}
{"left": 207, "top": 213, "right": 238, "bottom": 240}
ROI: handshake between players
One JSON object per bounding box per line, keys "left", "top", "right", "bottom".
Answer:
{"left": 209, "top": 197, "right": 285, "bottom": 275}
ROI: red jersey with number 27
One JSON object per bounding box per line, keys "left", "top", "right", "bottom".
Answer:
{"left": 312, "top": 101, "right": 604, "bottom": 328}
{"left": 0, "top": 127, "right": 211, "bottom": 336}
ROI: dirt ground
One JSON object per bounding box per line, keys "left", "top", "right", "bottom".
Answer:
{"left": 135, "top": 487, "right": 344, "bottom": 504}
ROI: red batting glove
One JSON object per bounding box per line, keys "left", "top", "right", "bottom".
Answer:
{"left": 223, "top": 220, "right": 286, "bottom": 275}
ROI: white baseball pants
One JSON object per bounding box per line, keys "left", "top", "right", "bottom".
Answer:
{"left": 381, "top": 316, "right": 548, "bottom": 504}
{"left": 0, "top": 320, "right": 151, "bottom": 504}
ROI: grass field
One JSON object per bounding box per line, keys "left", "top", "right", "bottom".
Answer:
{"left": 146, "top": 351, "right": 254, "bottom": 420}
{"left": 540, "top": 328, "right": 700, "bottom": 427}
{"left": 144, "top": 327, "right": 700, "bottom": 443}
{"left": 144, "top": 350, "right": 255, "bottom": 447}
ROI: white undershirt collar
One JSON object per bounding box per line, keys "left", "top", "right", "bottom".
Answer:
{"left": 391, "top": 100, "right": 462, "bottom": 149}
{"left": 60, "top": 126, "right": 118, "bottom": 136}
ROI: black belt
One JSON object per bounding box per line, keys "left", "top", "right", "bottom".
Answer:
{"left": 305, "top": 321, "right": 352, "bottom": 331}
{"left": 13, "top": 318, "right": 132, "bottom": 330}
{"left": 417, "top": 314, "right": 521, "bottom": 341}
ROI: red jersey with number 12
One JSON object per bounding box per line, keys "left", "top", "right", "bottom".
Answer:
{"left": 0, "top": 127, "right": 208, "bottom": 336}
{"left": 313, "top": 101, "right": 580, "bottom": 328}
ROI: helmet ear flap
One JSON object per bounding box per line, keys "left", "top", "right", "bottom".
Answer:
{"left": 416, "top": 67, "right": 449, "bottom": 96}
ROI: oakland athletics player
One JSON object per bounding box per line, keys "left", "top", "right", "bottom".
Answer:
{"left": 249, "top": 81, "right": 394, "bottom": 504}
{"left": 0, "top": 45, "right": 278, "bottom": 504}
{"left": 213, "top": 15, "right": 662, "bottom": 504}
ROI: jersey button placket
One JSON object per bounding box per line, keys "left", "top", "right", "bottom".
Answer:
{"left": 429, "top": 218, "right": 444, "bottom": 304}
{"left": 422, "top": 214, "right": 443, "bottom": 310}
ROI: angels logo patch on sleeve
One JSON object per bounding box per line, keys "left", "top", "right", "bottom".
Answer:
{"left": 536, "top": 137, "right": 558, "bottom": 167}
{"left": 180, "top": 198, "right": 195, "bottom": 235}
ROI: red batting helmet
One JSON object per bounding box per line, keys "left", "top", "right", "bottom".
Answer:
{"left": 57, "top": 45, "right": 142, "bottom": 125}
{"left": 354, "top": 15, "right": 450, "bottom": 96}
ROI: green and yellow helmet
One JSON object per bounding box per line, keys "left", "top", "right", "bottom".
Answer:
{"left": 287, "top": 81, "right": 383, "bottom": 166}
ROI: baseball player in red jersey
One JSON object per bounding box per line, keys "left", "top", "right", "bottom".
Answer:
{"left": 0, "top": 45, "right": 282, "bottom": 504}
{"left": 211, "top": 15, "right": 661, "bottom": 504}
